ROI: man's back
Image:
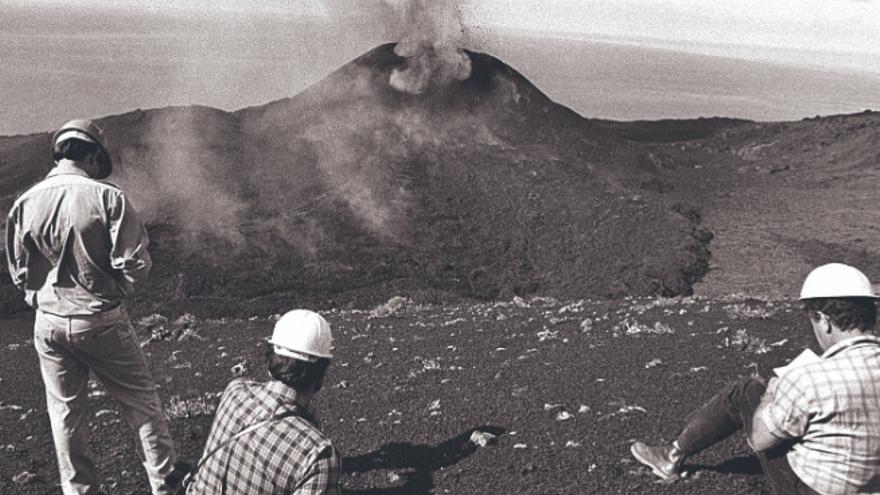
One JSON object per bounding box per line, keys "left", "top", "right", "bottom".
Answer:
{"left": 6, "top": 168, "right": 150, "bottom": 315}
{"left": 766, "top": 336, "right": 880, "bottom": 493}
{"left": 187, "top": 379, "right": 340, "bottom": 495}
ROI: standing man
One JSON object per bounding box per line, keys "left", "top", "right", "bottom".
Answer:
{"left": 5, "top": 119, "right": 177, "bottom": 494}
{"left": 631, "top": 263, "right": 880, "bottom": 494}
{"left": 185, "top": 309, "right": 341, "bottom": 494}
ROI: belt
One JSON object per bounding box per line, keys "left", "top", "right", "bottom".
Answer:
{"left": 37, "top": 304, "right": 126, "bottom": 324}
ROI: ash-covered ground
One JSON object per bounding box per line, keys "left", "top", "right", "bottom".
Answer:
{"left": 1, "top": 295, "right": 815, "bottom": 493}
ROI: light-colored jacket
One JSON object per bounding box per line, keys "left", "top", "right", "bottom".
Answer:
{"left": 5, "top": 166, "right": 151, "bottom": 315}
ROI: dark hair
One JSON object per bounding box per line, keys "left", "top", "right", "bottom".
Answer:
{"left": 803, "top": 297, "right": 877, "bottom": 332}
{"left": 265, "top": 343, "right": 331, "bottom": 393}
{"left": 53, "top": 138, "right": 99, "bottom": 162}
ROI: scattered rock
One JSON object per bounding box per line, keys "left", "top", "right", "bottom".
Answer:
{"left": 555, "top": 411, "right": 574, "bottom": 421}
{"left": 618, "top": 405, "right": 647, "bottom": 414}
{"left": 579, "top": 318, "right": 593, "bottom": 333}
{"left": 137, "top": 313, "right": 168, "bottom": 329}
{"left": 0, "top": 402, "right": 23, "bottom": 411}
{"left": 230, "top": 360, "right": 250, "bottom": 376}
{"left": 512, "top": 296, "right": 530, "bottom": 308}
{"left": 470, "top": 430, "right": 498, "bottom": 447}
{"left": 12, "top": 471, "right": 36, "bottom": 485}
{"left": 87, "top": 380, "right": 107, "bottom": 399}
{"left": 173, "top": 313, "right": 197, "bottom": 327}
{"left": 370, "top": 296, "right": 417, "bottom": 318}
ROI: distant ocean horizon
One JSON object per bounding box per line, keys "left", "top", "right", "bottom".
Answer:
{"left": 2, "top": 6, "right": 878, "bottom": 136}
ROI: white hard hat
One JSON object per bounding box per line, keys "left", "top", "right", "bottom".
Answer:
{"left": 53, "top": 119, "right": 113, "bottom": 179}
{"left": 800, "top": 263, "right": 879, "bottom": 300}
{"left": 268, "top": 310, "right": 333, "bottom": 361}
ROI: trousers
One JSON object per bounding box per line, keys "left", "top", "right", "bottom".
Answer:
{"left": 676, "top": 377, "right": 819, "bottom": 495}
{"left": 33, "top": 307, "right": 176, "bottom": 494}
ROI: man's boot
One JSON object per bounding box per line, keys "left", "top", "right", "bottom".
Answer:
{"left": 630, "top": 441, "right": 685, "bottom": 480}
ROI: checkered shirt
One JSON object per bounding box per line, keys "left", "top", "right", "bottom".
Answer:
{"left": 186, "top": 379, "right": 341, "bottom": 495}
{"left": 760, "top": 335, "right": 880, "bottom": 495}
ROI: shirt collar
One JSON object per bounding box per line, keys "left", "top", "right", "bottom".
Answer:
{"left": 265, "top": 380, "right": 316, "bottom": 418}
{"left": 822, "top": 335, "right": 880, "bottom": 359}
{"left": 47, "top": 164, "right": 91, "bottom": 179}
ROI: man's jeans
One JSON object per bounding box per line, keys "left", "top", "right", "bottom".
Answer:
{"left": 33, "top": 308, "right": 176, "bottom": 495}
{"left": 676, "top": 377, "right": 819, "bottom": 495}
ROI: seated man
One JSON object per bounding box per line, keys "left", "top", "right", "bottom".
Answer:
{"left": 631, "top": 263, "right": 880, "bottom": 495}
{"left": 185, "top": 310, "right": 341, "bottom": 494}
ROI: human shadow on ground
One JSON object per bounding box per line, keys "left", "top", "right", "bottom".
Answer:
{"left": 686, "top": 455, "right": 763, "bottom": 476}
{"left": 342, "top": 425, "right": 506, "bottom": 495}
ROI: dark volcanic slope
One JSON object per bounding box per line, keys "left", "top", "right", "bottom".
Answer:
{"left": 1, "top": 44, "right": 714, "bottom": 316}
{"left": 670, "top": 110, "right": 880, "bottom": 298}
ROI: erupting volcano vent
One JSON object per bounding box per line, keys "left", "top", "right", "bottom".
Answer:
{"left": 388, "top": 0, "right": 472, "bottom": 94}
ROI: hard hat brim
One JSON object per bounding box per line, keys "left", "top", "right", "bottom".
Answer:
{"left": 268, "top": 340, "right": 333, "bottom": 361}
{"left": 800, "top": 293, "right": 880, "bottom": 300}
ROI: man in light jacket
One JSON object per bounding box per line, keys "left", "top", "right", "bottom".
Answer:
{"left": 5, "top": 119, "right": 177, "bottom": 494}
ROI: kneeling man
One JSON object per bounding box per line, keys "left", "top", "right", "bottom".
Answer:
{"left": 186, "top": 310, "right": 340, "bottom": 494}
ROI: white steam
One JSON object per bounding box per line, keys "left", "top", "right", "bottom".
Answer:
{"left": 117, "top": 110, "right": 246, "bottom": 251}
{"left": 389, "top": 0, "right": 473, "bottom": 94}
{"left": 111, "top": 1, "right": 488, "bottom": 256}
{"left": 321, "top": 0, "right": 474, "bottom": 94}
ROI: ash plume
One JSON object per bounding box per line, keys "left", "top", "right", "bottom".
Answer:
{"left": 322, "top": 0, "right": 473, "bottom": 94}
{"left": 389, "top": 0, "right": 472, "bottom": 94}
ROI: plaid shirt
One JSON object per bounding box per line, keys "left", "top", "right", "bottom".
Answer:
{"left": 187, "top": 379, "right": 341, "bottom": 495}
{"left": 760, "top": 335, "right": 880, "bottom": 495}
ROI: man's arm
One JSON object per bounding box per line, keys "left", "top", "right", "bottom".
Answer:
{"left": 749, "top": 375, "right": 810, "bottom": 452}
{"left": 5, "top": 208, "right": 26, "bottom": 291}
{"left": 295, "top": 445, "right": 341, "bottom": 495}
{"left": 106, "top": 190, "right": 152, "bottom": 289}
{"left": 749, "top": 400, "right": 786, "bottom": 451}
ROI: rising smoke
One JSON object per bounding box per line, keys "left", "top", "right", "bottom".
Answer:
{"left": 388, "top": 1, "right": 472, "bottom": 94}
{"left": 290, "top": 0, "right": 481, "bottom": 242}
{"left": 117, "top": 0, "right": 488, "bottom": 258}
{"left": 116, "top": 108, "right": 247, "bottom": 251}
{"left": 322, "top": 0, "right": 474, "bottom": 94}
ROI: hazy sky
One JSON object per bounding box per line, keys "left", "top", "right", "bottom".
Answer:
{"left": 3, "top": 0, "right": 879, "bottom": 133}
{"left": 14, "top": 0, "right": 880, "bottom": 59}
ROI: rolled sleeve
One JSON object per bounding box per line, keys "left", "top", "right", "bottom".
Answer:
{"left": 758, "top": 372, "right": 811, "bottom": 440}
{"left": 5, "top": 207, "right": 26, "bottom": 291}
{"left": 106, "top": 191, "right": 152, "bottom": 287}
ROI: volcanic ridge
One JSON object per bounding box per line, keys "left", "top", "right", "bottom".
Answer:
{"left": 4, "top": 43, "right": 879, "bottom": 317}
